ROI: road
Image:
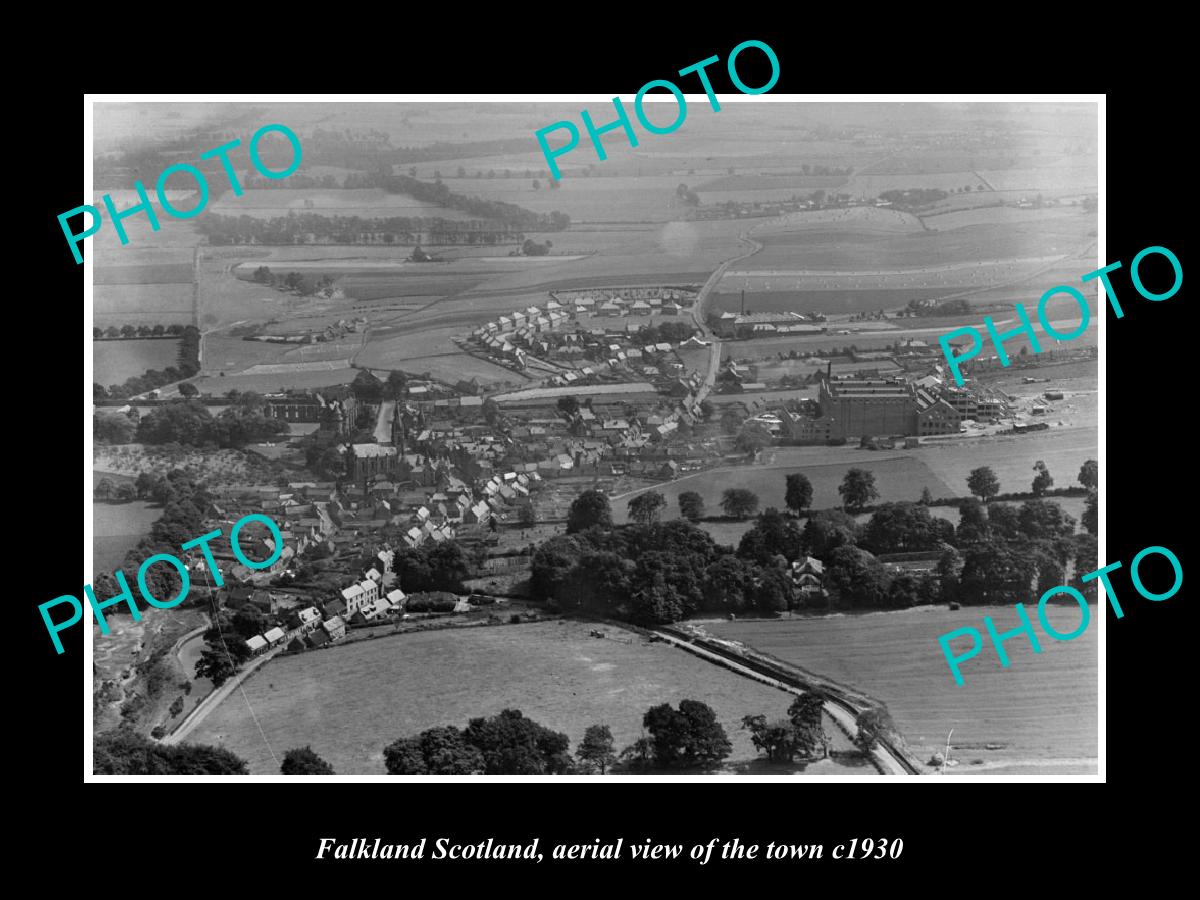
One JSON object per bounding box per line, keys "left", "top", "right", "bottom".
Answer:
{"left": 690, "top": 232, "right": 764, "bottom": 403}
{"left": 374, "top": 399, "right": 396, "bottom": 443}
{"left": 163, "top": 645, "right": 284, "bottom": 745}
{"left": 649, "top": 628, "right": 920, "bottom": 776}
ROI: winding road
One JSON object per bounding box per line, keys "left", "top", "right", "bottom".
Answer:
{"left": 690, "top": 232, "right": 764, "bottom": 403}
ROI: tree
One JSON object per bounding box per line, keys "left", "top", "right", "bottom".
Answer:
{"left": 384, "top": 726, "right": 484, "bottom": 775}
{"left": 177, "top": 382, "right": 199, "bottom": 398}
{"left": 1078, "top": 459, "right": 1098, "bottom": 491}
{"left": 1018, "top": 499, "right": 1076, "bottom": 541}
{"left": 628, "top": 491, "right": 667, "bottom": 526}
{"left": 386, "top": 370, "right": 407, "bottom": 398}
{"left": 788, "top": 693, "right": 829, "bottom": 759}
{"left": 482, "top": 397, "right": 500, "bottom": 425}
{"left": 861, "top": 502, "right": 944, "bottom": 554}
{"left": 702, "top": 556, "right": 755, "bottom": 614}
{"left": 959, "top": 539, "right": 1037, "bottom": 605}
{"left": 194, "top": 647, "right": 239, "bottom": 687}
{"left": 134, "top": 472, "right": 161, "bottom": 500}
{"left": 94, "top": 730, "right": 248, "bottom": 775}
{"left": 113, "top": 482, "right": 137, "bottom": 502}
{"left": 95, "top": 477, "right": 115, "bottom": 500}
{"left": 742, "top": 715, "right": 799, "bottom": 763}
{"left": 230, "top": 605, "right": 268, "bottom": 639}
{"left": 678, "top": 491, "right": 705, "bottom": 522}
{"left": 785, "top": 473, "right": 813, "bottom": 516}
{"left": 721, "top": 488, "right": 759, "bottom": 520}
{"left": 642, "top": 700, "right": 731, "bottom": 770}
{"left": 854, "top": 706, "right": 892, "bottom": 752}
{"left": 838, "top": 468, "right": 879, "bottom": 513}
{"left": 351, "top": 368, "right": 383, "bottom": 402}
{"left": 967, "top": 466, "right": 1000, "bottom": 503}
{"left": 1031, "top": 460, "right": 1054, "bottom": 497}
{"left": 1082, "top": 492, "right": 1097, "bottom": 536}
{"left": 556, "top": 395, "right": 579, "bottom": 416}
{"left": 735, "top": 422, "right": 772, "bottom": 457}
{"left": 919, "top": 486, "right": 934, "bottom": 505}
{"left": 281, "top": 746, "right": 335, "bottom": 775}
{"left": 518, "top": 502, "right": 537, "bottom": 528}
{"left": 567, "top": 489, "right": 612, "bottom": 533}
{"left": 464, "top": 709, "right": 572, "bottom": 775}
{"left": 824, "top": 545, "right": 890, "bottom": 608}
{"left": 576, "top": 725, "right": 617, "bottom": 774}
{"left": 801, "top": 510, "right": 860, "bottom": 556}
{"left": 737, "top": 508, "right": 802, "bottom": 565}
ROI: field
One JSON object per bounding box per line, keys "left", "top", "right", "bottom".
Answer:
{"left": 188, "top": 620, "right": 872, "bottom": 775}
{"left": 94, "top": 283, "right": 194, "bottom": 326}
{"left": 209, "top": 188, "right": 478, "bottom": 220}
{"left": 707, "top": 207, "right": 1095, "bottom": 316}
{"left": 837, "top": 172, "right": 991, "bottom": 197}
{"left": 93, "top": 338, "right": 183, "bottom": 385}
{"left": 438, "top": 175, "right": 695, "bottom": 223}
{"left": 708, "top": 606, "right": 1098, "bottom": 776}
{"left": 92, "top": 496, "right": 160, "bottom": 572}
{"left": 615, "top": 453, "right": 959, "bottom": 522}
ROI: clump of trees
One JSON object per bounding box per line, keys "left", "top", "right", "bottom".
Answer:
{"left": 742, "top": 693, "right": 830, "bottom": 764}
{"left": 94, "top": 729, "right": 248, "bottom": 774}
{"left": 384, "top": 709, "right": 571, "bottom": 775}
{"left": 132, "top": 398, "right": 288, "bottom": 449}
{"left": 391, "top": 544, "right": 473, "bottom": 593}
{"left": 533, "top": 503, "right": 799, "bottom": 624}
{"left": 678, "top": 491, "right": 705, "bottom": 522}
{"left": 281, "top": 746, "right": 335, "bottom": 774}
{"left": 624, "top": 699, "right": 731, "bottom": 771}
{"left": 721, "top": 488, "right": 759, "bottom": 519}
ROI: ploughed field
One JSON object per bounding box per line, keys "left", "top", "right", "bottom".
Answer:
{"left": 708, "top": 607, "right": 1098, "bottom": 776}
{"left": 189, "top": 620, "right": 871, "bottom": 775}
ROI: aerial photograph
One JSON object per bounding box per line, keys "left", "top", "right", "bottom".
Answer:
{"left": 88, "top": 99, "right": 1099, "bottom": 777}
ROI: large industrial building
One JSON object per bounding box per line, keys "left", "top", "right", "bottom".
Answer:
{"left": 782, "top": 373, "right": 1001, "bottom": 442}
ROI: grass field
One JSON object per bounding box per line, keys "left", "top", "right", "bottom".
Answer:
{"left": 94, "top": 339, "right": 183, "bottom": 384}
{"left": 94, "top": 283, "right": 194, "bottom": 326}
{"left": 616, "top": 454, "right": 958, "bottom": 522}
{"left": 92, "top": 497, "right": 160, "bottom": 572}
{"left": 188, "top": 620, "right": 872, "bottom": 775}
{"left": 707, "top": 606, "right": 1098, "bottom": 776}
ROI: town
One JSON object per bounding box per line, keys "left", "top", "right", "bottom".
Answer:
{"left": 89, "top": 99, "right": 1100, "bottom": 779}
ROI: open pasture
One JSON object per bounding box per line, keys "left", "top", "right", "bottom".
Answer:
{"left": 188, "top": 619, "right": 870, "bottom": 775}
{"left": 94, "top": 339, "right": 183, "bottom": 384}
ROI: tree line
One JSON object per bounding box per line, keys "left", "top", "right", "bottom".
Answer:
{"left": 95, "top": 692, "right": 893, "bottom": 775}
{"left": 94, "top": 395, "right": 288, "bottom": 449}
